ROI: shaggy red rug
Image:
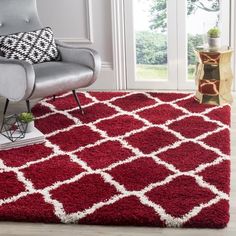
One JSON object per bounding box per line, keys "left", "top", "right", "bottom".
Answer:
{"left": 0, "top": 92, "right": 231, "bottom": 228}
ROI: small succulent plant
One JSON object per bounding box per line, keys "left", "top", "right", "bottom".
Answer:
{"left": 208, "top": 27, "right": 221, "bottom": 38}
{"left": 18, "top": 112, "right": 34, "bottom": 123}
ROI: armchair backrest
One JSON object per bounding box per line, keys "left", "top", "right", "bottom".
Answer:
{"left": 0, "top": 0, "right": 42, "bottom": 36}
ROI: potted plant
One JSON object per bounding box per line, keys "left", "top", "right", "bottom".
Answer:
{"left": 207, "top": 27, "right": 221, "bottom": 51}
{"left": 18, "top": 112, "right": 35, "bottom": 133}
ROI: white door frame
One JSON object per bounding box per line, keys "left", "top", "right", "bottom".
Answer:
{"left": 111, "top": 0, "right": 236, "bottom": 91}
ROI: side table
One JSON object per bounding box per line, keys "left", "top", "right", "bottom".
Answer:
{"left": 194, "top": 49, "right": 234, "bottom": 105}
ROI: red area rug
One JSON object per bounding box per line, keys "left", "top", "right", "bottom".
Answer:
{"left": 0, "top": 92, "right": 231, "bottom": 228}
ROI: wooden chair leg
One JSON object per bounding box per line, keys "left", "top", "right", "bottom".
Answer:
{"left": 72, "top": 90, "right": 84, "bottom": 115}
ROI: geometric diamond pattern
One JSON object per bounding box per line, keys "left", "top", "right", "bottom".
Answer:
{"left": 157, "top": 142, "right": 219, "bottom": 172}
{"left": 107, "top": 157, "right": 174, "bottom": 191}
{"left": 126, "top": 127, "right": 179, "bottom": 154}
{"left": 0, "top": 91, "right": 231, "bottom": 228}
{"left": 51, "top": 174, "right": 119, "bottom": 214}
{"left": 96, "top": 115, "right": 145, "bottom": 137}
{"left": 0, "top": 172, "right": 26, "bottom": 199}
{"left": 0, "top": 27, "right": 59, "bottom": 64}
{"left": 167, "top": 116, "right": 219, "bottom": 139}
{"left": 21, "top": 155, "right": 84, "bottom": 189}
{"left": 137, "top": 104, "right": 185, "bottom": 125}
{"left": 76, "top": 140, "right": 134, "bottom": 170}
{"left": 146, "top": 175, "right": 217, "bottom": 218}
{"left": 78, "top": 196, "right": 164, "bottom": 226}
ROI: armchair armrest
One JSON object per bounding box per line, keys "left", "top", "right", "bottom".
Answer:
{"left": 0, "top": 56, "right": 35, "bottom": 102}
{"left": 56, "top": 40, "right": 101, "bottom": 86}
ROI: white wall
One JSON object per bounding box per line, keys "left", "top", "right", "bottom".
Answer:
{"left": 37, "top": 0, "right": 116, "bottom": 90}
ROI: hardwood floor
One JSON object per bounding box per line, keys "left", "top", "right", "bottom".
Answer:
{"left": 0, "top": 93, "right": 235, "bottom": 236}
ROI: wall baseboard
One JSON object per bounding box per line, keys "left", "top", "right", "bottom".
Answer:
{"left": 89, "top": 64, "right": 116, "bottom": 90}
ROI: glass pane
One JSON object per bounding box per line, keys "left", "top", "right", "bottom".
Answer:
{"left": 187, "top": 0, "right": 220, "bottom": 80}
{"left": 134, "top": 0, "right": 168, "bottom": 81}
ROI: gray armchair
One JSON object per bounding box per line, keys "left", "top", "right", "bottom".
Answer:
{"left": 0, "top": 0, "right": 101, "bottom": 116}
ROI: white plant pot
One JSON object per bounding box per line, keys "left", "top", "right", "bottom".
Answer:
{"left": 25, "top": 121, "right": 35, "bottom": 133}
{"left": 208, "top": 37, "right": 221, "bottom": 51}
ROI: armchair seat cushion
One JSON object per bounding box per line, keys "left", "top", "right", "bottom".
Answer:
{"left": 30, "top": 62, "right": 93, "bottom": 99}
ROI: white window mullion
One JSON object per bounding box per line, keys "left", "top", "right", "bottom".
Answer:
{"left": 167, "top": 0, "right": 178, "bottom": 90}
{"left": 220, "top": 0, "right": 231, "bottom": 47}
{"left": 124, "top": 0, "right": 135, "bottom": 90}
{"left": 177, "top": 0, "right": 190, "bottom": 90}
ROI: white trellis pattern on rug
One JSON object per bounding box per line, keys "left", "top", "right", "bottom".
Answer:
{"left": 0, "top": 92, "right": 231, "bottom": 227}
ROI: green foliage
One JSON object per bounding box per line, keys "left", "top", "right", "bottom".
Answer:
{"left": 136, "top": 31, "right": 203, "bottom": 65}
{"left": 150, "top": 0, "right": 220, "bottom": 32}
{"left": 18, "top": 112, "right": 34, "bottom": 123}
{"left": 207, "top": 27, "right": 220, "bottom": 38}
{"left": 136, "top": 31, "right": 167, "bottom": 65}
{"left": 150, "top": 0, "right": 167, "bottom": 32}
{"left": 188, "top": 34, "right": 204, "bottom": 64}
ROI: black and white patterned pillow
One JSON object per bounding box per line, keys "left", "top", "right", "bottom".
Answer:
{"left": 0, "top": 27, "right": 60, "bottom": 64}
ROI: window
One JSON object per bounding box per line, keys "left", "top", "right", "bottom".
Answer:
{"left": 124, "top": 0, "right": 231, "bottom": 90}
